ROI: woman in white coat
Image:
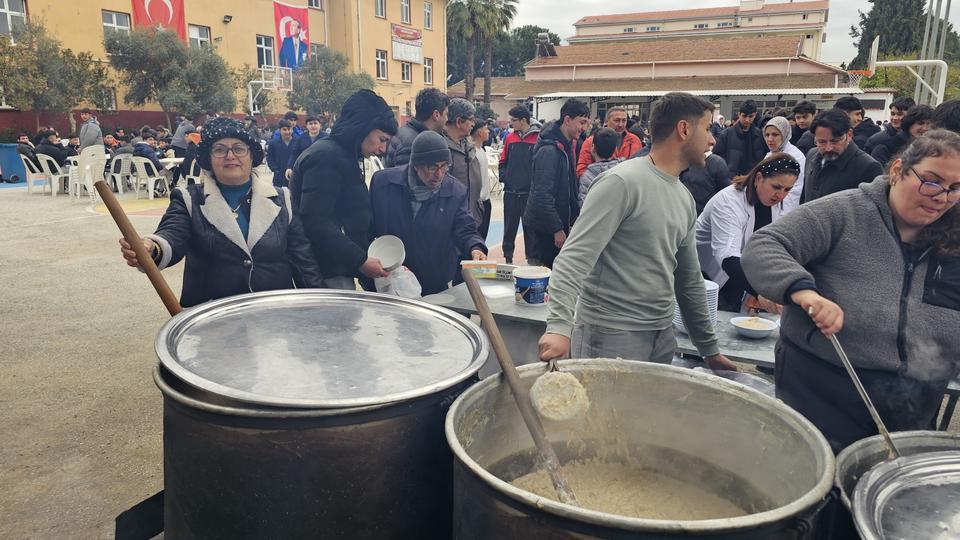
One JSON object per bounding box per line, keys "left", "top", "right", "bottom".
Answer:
{"left": 696, "top": 153, "right": 801, "bottom": 312}
{"left": 763, "top": 116, "right": 805, "bottom": 212}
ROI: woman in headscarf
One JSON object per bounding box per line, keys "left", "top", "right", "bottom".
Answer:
{"left": 696, "top": 153, "right": 801, "bottom": 313}
{"left": 763, "top": 115, "right": 805, "bottom": 211}
{"left": 118, "top": 117, "right": 324, "bottom": 307}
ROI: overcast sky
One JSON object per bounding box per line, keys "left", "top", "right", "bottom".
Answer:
{"left": 513, "top": 0, "right": 960, "bottom": 66}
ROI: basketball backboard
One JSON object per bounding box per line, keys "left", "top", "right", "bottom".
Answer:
{"left": 868, "top": 36, "right": 879, "bottom": 76}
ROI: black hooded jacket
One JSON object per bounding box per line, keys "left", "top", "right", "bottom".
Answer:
{"left": 853, "top": 119, "right": 881, "bottom": 149}
{"left": 523, "top": 121, "right": 579, "bottom": 235}
{"left": 864, "top": 122, "right": 897, "bottom": 155}
{"left": 712, "top": 122, "right": 767, "bottom": 176}
{"left": 290, "top": 90, "right": 397, "bottom": 278}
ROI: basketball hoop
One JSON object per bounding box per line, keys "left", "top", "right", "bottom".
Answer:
{"left": 847, "top": 70, "right": 873, "bottom": 88}
{"left": 247, "top": 66, "right": 293, "bottom": 114}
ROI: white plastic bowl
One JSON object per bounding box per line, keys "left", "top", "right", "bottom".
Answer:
{"left": 368, "top": 235, "right": 405, "bottom": 271}
{"left": 730, "top": 316, "right": 779, "bottom": 339}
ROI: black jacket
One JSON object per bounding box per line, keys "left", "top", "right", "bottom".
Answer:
{"left": 871, "top": 129, "right": 911, "bottom": 167}
{"left": 35, "top": 140, "right": 76, "bottom": 168}
{"left": 712, "top": 123, "right": 767, "bottom": 176}
{"left": 369, "top": 165, "right": 486, "bottom": 295}
{"left": 285, "top": 132, "right": 325, "bottom": 171}
{"left": 290, "top": 89, "right": 397, "bottom": 278}
{"left": 796, "top": 130, "right": 815, "bottom": 155}
{"left": 147, "top": 174, "right": 323, "bottom": 307}
{"left": 266, "top": 137, "right": 294, "bottom": 186}
{"left": 17, "top": 143, "right": 40, "bottom": 170}
{"left": 384, "top": 118, "right": 428, "bottom": 168}
{"left": 802, "top": 142, "right": 883, "bottom": 203}
{"left": 864, "top": 123, "right": 897, "bottom": 155}
{"left": 523, "top": 121, "right": 579, "bottom": 235}
{"left": 790, "top": 125, "right": 807, "bottom": 146}
{"left": 853, "top": 119, "right": 881, "bottom": 149}
{"left": 683, "top": 154, "right": 732, "bottom": 215}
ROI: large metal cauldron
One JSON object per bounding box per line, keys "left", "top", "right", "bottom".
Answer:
{"left": 445, "top": 359, "right": 835, "bottom": 539}
{"left": 154, "top": 290, "right": 488, "bottom": 539}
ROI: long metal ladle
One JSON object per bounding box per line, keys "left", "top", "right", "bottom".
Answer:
{"left": 810, "top": 307, "right": 901, "bottom": 460}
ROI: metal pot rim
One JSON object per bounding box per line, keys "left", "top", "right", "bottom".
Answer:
{"left": 156, "top": 289, "right": 489, "bottom": 409}
{"left": 444, "top": 358, "right": 836, "bottom": 532}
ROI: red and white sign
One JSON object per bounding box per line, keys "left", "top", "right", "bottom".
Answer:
{"left": 391, "top": 24, "right": 423, "bottom": 64}
{"left": 274, "top": 1, "right": 310, "bottom": 69}
{"left": 131, "top": 0, "right": 186, "bottom": 40}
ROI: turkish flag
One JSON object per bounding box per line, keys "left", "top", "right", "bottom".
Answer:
{"left": 131, "top": 0, "right": 186, "bottom": 40}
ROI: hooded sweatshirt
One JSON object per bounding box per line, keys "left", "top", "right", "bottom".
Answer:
{"left": 290, "top": 89, "right": 397, "bottom": 277}
{"left": 762, "top": 116, "right": 805, "bottom": 212}
{"left": 743, "top": 176, "right": 960, "bottom": 383}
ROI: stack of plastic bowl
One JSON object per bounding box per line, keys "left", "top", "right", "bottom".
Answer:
{"left": 673, "top": 279, "right": 719, "bottom": 334}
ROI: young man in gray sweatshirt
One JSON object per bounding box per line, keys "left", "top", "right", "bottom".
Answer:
{"left": 539, "top": 93, "right": 736, "bottom": 371}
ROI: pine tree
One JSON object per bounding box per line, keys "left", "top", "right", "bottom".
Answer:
{"left": 849, "top": 0, "right": 925, "bottom": 68}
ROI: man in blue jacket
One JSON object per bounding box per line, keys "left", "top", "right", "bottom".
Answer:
{"left": 284, "top": 115, "right": 326, "bottom": 181}
{"left": 370, "top": 131, "right": 487, "bottom": 295}
{"left": 266, "top": 120, "right": 295, "bottom": 187}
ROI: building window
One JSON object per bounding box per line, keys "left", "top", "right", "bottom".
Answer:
{"left": 423, "top": 57, "right": 434, "bottom": 84}
{"left": 694, "top": 23, "right": 708, "bottom": 29}
{"left": 717, "top": 21, "right": 733, "bottom": 28}
{"left": 375, "top": 0, "right": 386, "bottom": 18}
{"left": 308, "top": 0, "right": 323, "bottom": 9}
{"left": 310, "top": 42, "right": 322, "bottom": 57}
{"left": 101, "top": 10, "right": 131, "bottom": 36}
{"left": 624, "top": 27, "right": 635, "bottom": 33}
{"left": 0, "top": 0, "right": 26, "bottom": 36}
{"left": 802, "top": 13, "right": 809, "bottom": 20}
{"left": 747, "top": 17, "right": 753, "bottom": 22}
{"left": 375, "top": 49, "right": 388, "bottom": 79}
{"left": 400, "top": 0, "right": 411, "bottom": 24}
{"left": 188, "top": 24, "right": 211, "bottom": 49}
{"left": 805, "top": 34, "right": 813, "bottom": 39}
{"left": 424, "top": 2, "right": 433, "bottom": 29}
{"left": 645, "top": 26, "right": 660, "bottom": 32}
{"left": 257, "top": 35, "right": 275, "bottom": 67}
{"left": 401, "top": 61, "right": 412, "bottom": 82}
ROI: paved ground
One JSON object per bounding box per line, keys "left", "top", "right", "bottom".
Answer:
{"left": 0, "top": 181, "right": 956, "bottom": 538}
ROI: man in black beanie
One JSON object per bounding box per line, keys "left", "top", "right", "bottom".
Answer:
{"left": 290, "top": 89, "right": 399, "bottom": 289}
{"left": 369, "top": 131, "right": 487, "bottom": 295}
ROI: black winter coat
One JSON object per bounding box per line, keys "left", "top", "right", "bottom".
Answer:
{"left": 285, "top": 133, "right": 325, "bottom": 171}
{"left": 864, "top": 123, "right": 897, "bottom": 155}
{"left": 871, "top": 129, "right": 911, "bottom": 167}
{"left": 713, "top": 123, "right": 767, "bottom": 176}
{"left": 802, "top": 142, "right": 883, "bottom": 203}
{"left": 266, "top": 137, "right": 294, "bottom": 187}
{"left": 796, "top": 129, "right": 815, "bottom": 155}
{"left": 290, "top": 90, "right": 396, "bottom": 278}
{"left": 147, "top": 173, "right": 323, "bottom": 307}
{"left": 384, "top": 118, "right": 428, "bottom": 168}
{"left": 369, "top": 166, "right": 486, "bottom": 295}
{"left": 524, "top": 122, "right": 579, "bottom": 235}
{"left": 683, "top": 154, "right": 732, "bottom": 215}
{"left": 853, "top": 119, "right": 881, "bottom": 149}
{"left": 35, "top": 140, "right": 76, "bottom": 168}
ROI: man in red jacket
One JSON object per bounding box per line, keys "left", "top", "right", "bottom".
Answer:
{"left": 576, "top": 106, "right": 642, "bottom": 177}
{"left": 498, "top": 105, "right": 541, "bottom": 264}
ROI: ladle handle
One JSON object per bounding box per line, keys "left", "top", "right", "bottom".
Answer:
{"left": 826, "top": 333, "right": 901, "bottom": 459}
{"left": 95, "top": 181, "right": 183, "bottom": 317}
{"left": 461, "top": 269, "right": 579, "bottom": 506}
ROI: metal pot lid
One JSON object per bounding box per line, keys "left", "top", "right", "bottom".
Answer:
{"left": 852, "top": 450, "right": 960, "bottom": 540}
{"left": 156, "top": 290, "right": 488, "bottom": 409}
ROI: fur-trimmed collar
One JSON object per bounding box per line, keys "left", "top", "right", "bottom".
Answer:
{"left": 198, "top": 170, "right": 281, "bottom": 255}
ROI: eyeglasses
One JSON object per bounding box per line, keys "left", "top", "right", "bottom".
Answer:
{"left": 423, "top": 162, "right": 450, "bottom": 174}
{"left": 815, "top": 136, "right": 846, "bottom": 146}
{"left": 910, "top": 169, "right": 960, "bottom": 202}
{"left": 211, "top": 143, "right": 250, "bottom": 158}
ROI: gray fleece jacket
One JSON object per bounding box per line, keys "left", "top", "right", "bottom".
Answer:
{"left": 742, "top": 176, "right": 960, "bottom": 382}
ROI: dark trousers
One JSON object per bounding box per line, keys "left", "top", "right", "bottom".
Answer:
{"left": 502, "top": 191, "right": 531, "bottom": 263}
{"left": 527, "top": 231, "right": 561, "bottom": 269}
{"left": 171, "top": 146, "right": 186, "bottom": 184}
{"left": 478, "top": 199, "right": 492, "bottom": 242}
{"left": 775, "top": 337, "right": 945, "bottom": 454}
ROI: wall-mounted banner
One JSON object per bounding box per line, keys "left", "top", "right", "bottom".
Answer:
{"left": 275, "top": 1, "right": 310, "bottom": 69}
{"left": 391, "top": 24, "right": 423, "bottom": 64}
{"left": 131, "top": 0, "right": 186, "bottom": 40}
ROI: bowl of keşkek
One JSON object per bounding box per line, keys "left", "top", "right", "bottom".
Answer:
{"left": 730, "top": 316, "right": 779, "bottom": 339}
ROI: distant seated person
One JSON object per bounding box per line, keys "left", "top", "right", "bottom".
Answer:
{"left": 66, "top": 134, "right": 80, "bottom": 154}
{"left": 578, "top": 127, "right": 624, "bottom": 208}
{"left": 157, "top": 137, "right": 175, "bottom": 158}
{"left": 103, "top": 133, "right": 119, "bottom": 154}
{"left": 695, "top": 153, "right": 801, "bottom": 313}
{"left": 133, "top": 129, "right": 164, "bottom": 173}
{"left": 369, "top": 131, "right": 487, "bottom": 295}
{"left": 118, "top": 117, "right": 324, "bottom": 307}
{"left": 34, "top": 130, "right": 76, "bottom": 168}
{"left": 16, "top": 133, "right": 40, "bottom": 169}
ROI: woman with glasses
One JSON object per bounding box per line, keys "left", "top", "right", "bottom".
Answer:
{"left": 369, "top": 131, "right": 487, "bottom": 296}
{"left": 743, "top": 130, "right": 960, "bottom": 452}
{"left": 118, "top": 117, "right": 323, "bottom": 307}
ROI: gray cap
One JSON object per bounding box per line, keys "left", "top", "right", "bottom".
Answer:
{"left": 411, "top": 131, "right": 451, "bottom": 166}
{"left": 447, "top": 98, "right": 476, "bottom": 123}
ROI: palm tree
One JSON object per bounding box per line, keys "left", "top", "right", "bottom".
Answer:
{"left": 480, "top": 0, "right": 517, "bottom": 107}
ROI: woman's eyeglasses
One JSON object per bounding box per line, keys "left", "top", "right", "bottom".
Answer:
{"left": 211, "top": 143, "right": 250, "bottom": 158}
{"left": 910, "top": 169, "right": 960, "bottom": 203}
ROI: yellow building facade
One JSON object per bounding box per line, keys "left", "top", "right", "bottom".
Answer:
{"left": 5, "top": 0, "right": 445, "bottom": 120}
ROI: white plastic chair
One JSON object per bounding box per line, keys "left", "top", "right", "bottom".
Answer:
{"left": 74, "top": 146, "right": 107, "bottom": 201}
{"left": 35, "top": 154, "right": 69, "bottom": 196}
{"left": 19, "top": 154, "right": 46, "bottom": 194}
{"left": 130, "top": 157, "right": 168, "bottom": 200}
{"left": 184, "top": 159, "right": 202, "bottom": 185}
{"left": 107, "top": 154, "right": 133, "bottom": 194}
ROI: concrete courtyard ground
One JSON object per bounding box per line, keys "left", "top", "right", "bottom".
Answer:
{"left": 0, "top": 181, "right": 956, "bottom": 538}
